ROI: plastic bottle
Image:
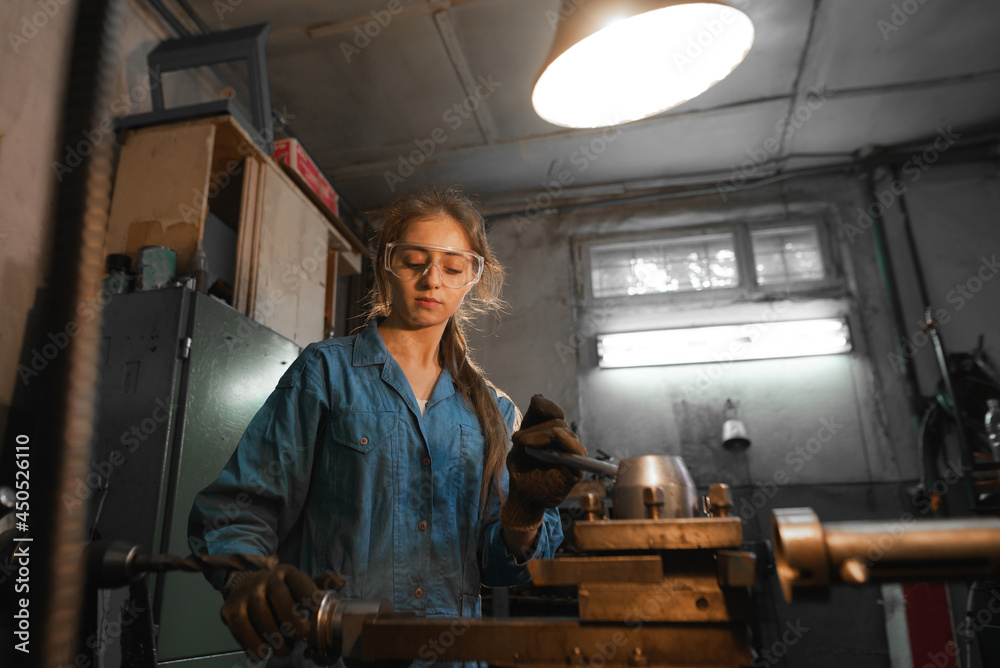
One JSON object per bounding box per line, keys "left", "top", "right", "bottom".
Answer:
{"left": 986, "top": 398, "right": 1000, "bottom": 463}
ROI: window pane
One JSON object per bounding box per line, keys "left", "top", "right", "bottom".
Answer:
{"left": 590, "top": 233, "right": 737, "bottom": 298}
{"left": 751, "top": 226, "right": 825, "bottom": 286}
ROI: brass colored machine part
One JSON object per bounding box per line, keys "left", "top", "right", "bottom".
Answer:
{"left": 573, "top": 516, "right": 743, "bottom": 551}
{"left": 771, "top": 507, "right": 1000, "bottom": 602}
{"left": 308, "top": 516, "right": 758, "bottom": 667}
{"left": 707, "top": 483, "right": 734, "bottom": 517}
{"left": 359, "top": 617, "right": 753, "bottom": 668}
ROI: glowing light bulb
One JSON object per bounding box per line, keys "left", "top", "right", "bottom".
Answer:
{"left": 533, "top": 3, "right": 754, "bottom": 128}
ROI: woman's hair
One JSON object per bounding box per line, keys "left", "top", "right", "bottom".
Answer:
{"left": 366, "top": 186, "right": 509, "bottom": 515}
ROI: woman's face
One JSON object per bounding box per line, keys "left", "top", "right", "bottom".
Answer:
{"left": 386, "top": 214, "right": 476, "bottom": 331}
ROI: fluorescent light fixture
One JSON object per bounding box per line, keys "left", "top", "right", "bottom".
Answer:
{"left": 532, "top": 0, "right": 754, "bottom": 128}
{"left": 597, "top": 318, "right": 852, "bottom": 368}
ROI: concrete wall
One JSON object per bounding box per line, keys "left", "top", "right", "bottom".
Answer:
{"left": 473, "top": 173, "right": 918, "bottom": 485}
{"left": 0, "top": 0, "right": 78, "bottom": 435}
{"left": 474, "top": 161, "right": 1000, "bottom": 486}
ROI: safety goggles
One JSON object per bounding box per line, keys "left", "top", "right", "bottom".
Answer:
{"left": 384, "top": 241, "right": 485, "bottom": 289}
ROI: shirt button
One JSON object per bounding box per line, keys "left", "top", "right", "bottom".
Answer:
{"left": 359, "top": 436, "right": 368, "bottom": 446}
{"left": 414, "top": 588, "right": 424, "bottom": 598}
{"left": 422, "top": 457, "right": 431, "bottom": 466}
{"left": 418, "top": 520, "right": 428, "bottom": 531}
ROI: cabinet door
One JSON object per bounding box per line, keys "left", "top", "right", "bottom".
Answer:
{"left": 252, "top": 161, "right": 330, "bottom": 347}
{"left": 88, "top": 288, "right": 190, "bottom": 553}
{"left": 155, "top": 292, "right": 300, "bottom": 661}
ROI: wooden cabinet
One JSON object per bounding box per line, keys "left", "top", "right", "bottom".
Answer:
{"left": 105, "top": 115, "right": 364, "bottom": 347}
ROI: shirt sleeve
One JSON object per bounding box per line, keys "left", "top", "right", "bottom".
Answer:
{"left": 478, "top": 396, "right": 565, "bottom": 588}
{"left": 187, "top": 345, "right": 329, "bottom": 590}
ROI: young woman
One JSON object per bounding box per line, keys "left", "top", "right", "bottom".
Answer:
{"left": 188, "top": 186, "right": 586, "bottom": 664}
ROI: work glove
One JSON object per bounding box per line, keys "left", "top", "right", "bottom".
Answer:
{"left": 500, "top": 394, "right": 587, "bottom": 532}
{"left": 220, "top": 556, "right": 346, "bottom": 661}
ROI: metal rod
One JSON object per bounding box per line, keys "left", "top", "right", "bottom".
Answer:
{"left": 524, "top": 448, "right": 620, "bottom": 478}
{"left": 925, "top": 310, "right": 978, "bottom": 509}
{"left": 771, "top": 508, "right": 1000, "bottom": 602}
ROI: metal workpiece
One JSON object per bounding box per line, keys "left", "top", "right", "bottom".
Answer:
{"left": 310, "top": 592, "right": 392, "bottom": 660}
{"left": 530, "top": 452, "right": 698, "bottom": 520}
{"left": 613, "top": 456, "right": 698, "bottom": 520}
{"left": 573, "top": 517, "right": 744, "bottom": 551}
{"left": 358, "top": 617, "right": 753, "bottom": 667}
{"left": 771, "top": 507, "right": 1000, "bottom": 602}
{"left": 85, "top": 540, "right": 146, "bottom": 589}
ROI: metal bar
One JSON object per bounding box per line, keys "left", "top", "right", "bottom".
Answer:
{"left": 824, "top": 518, "right": 1000, "bottom": 575}
{"left": 925, "top": 311, "right": 978, "bottom": 509}
{"left": 528, "top": 555, "right": 662, "bottom": 586}
{"left": 360, "top": 617, "right": 752, "bottom": 667}
{"left": 526, "top": 448, "right": 620, "bottom": 478}
{"left": 772, "top": 508, "right": 1000, "bottom": 602}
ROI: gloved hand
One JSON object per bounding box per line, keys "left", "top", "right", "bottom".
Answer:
{"left": 220, "top": 557, "right": 345, "bottom": 661}
{"left": 500, "top": 394, "right": 587, "bottom": 532}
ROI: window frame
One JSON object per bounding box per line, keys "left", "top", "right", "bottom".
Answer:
{"left": 574, "top": 217, "right": 842, "bottom": 308}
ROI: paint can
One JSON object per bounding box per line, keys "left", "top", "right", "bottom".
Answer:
{"left": 137, "top": 246, "right": 177, "bottom": 291}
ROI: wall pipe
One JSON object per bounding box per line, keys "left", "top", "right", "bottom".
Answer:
{"left": 861, "top": 169, "right": 926, "bottom": 418}
{"left": 889, "top": 165, "right": 932, "bottom": 310}
{"left": 485, "top": 135, "right": 1000, "bottom": 223}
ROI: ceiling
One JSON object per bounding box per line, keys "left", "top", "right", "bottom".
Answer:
{"left": 179, "top": 0, "right": 1000, "bottom": 216}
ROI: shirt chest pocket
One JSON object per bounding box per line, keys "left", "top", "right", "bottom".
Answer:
{"left": 329, "top": 410, "right": 396, "bottom": 454}
{"left": 323, "top": 410, "right": 398, "bottom": 498}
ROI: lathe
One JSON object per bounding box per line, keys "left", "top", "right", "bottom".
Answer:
{"left": 84, "top": 453, "right": 1000, "bottom": 667}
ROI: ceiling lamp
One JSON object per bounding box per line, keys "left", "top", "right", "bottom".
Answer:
{"left": 532, "top": 0, "right": 754, "bottom": 129}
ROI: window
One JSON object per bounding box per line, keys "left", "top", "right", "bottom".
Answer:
{"left": 589, "top": 233, "right": 738, "bottom": 298}
{"left": 751, "top": 225, "right": 824, "bottom": 285}
{"left": 582, "top": 220, "right": 834, "bottom": 301}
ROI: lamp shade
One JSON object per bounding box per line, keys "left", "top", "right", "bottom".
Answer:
{"left": 532, "top": 0, "right": 754, "bottom": 128}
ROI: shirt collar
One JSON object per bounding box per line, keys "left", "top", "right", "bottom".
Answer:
{"left": 352, "top": 317, "right": 391, "bottom": 367}
{"left": 352, "top": 317, "right": 458, "bottom": 404}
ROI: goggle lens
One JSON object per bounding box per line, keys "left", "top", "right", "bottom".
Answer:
{"left": 386, "top": 243, "right": 484, "bottom": 288}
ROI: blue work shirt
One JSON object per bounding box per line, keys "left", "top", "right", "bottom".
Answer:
{"left": 188, "top": 318, "right": 563, "bottom": 628}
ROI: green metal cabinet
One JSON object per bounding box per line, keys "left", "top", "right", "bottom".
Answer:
{"left": 90, "top": 287, "right": 302, "bottom": 665}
